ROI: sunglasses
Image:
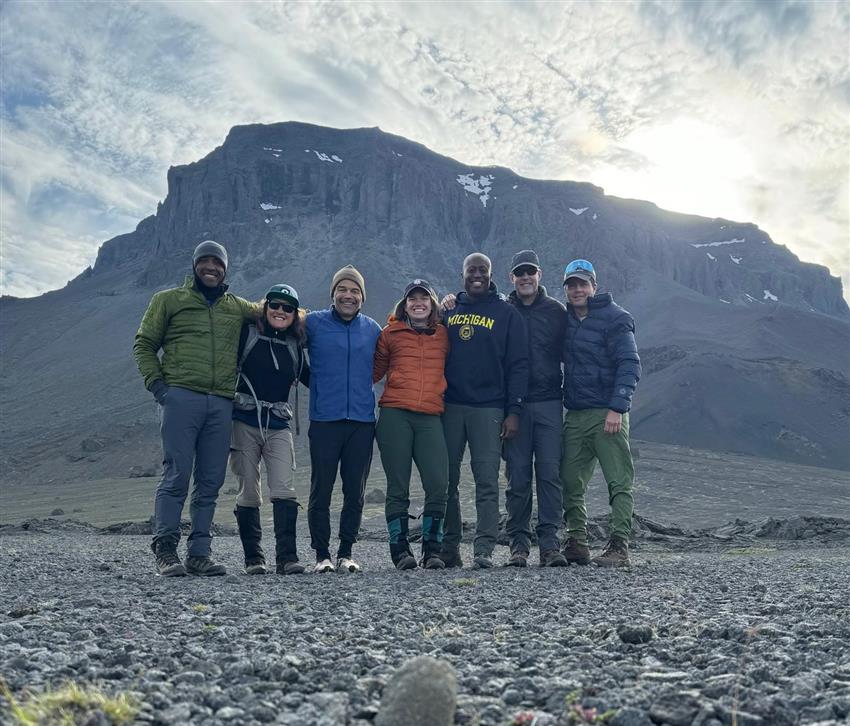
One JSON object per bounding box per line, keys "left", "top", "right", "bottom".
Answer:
{"left": 267, "top": 301, "right": 296, "bottom": 313}
{"left": 513, "top": 266, "right": 539, "bottom": 278}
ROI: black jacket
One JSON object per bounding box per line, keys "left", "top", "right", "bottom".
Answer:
{"left": 562, "top": 293, "right": 641, "bottom": 414}
{"left": 233, "top": 323, "right": 310, "bottom": 430}
{"left": 508, "top": 286, "right": 567, "bottom": 402}
{"left": 444, "top": 283, "right": 529, "bottom": 415}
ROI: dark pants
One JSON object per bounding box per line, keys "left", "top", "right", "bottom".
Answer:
{"left": 442, "top": 403, "right": 503, "bottom": 557}
{"left": 503, "top": 399, "right": 564, "bottom": 555}
{"left": 307, "top": 419, "right": 375, "bottom": 560}
{"left": 153, "top": 386, "right": 233, "bottom": 557}
{"left": 375, "top": 406, "right": 449, "bottom": 521}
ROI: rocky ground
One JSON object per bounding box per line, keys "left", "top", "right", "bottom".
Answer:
{"left": 1, "top": 517, "right": 849, "bottom": 725}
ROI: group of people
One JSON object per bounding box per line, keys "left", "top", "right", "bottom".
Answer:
{"left": 133, "top": 241, "right": 641, "bottom": 577}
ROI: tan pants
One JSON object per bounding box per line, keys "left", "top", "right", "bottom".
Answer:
{"left": 229, "top": 420, "right": 297, "bottom": 507}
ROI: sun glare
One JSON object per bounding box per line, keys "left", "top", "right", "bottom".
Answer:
{"left": 596, "top": 118, "right": 756, "bottom": 221}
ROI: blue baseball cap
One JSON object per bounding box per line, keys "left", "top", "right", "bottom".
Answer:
{"left": 563, "top": 259, "right": 596, "bottom": 284}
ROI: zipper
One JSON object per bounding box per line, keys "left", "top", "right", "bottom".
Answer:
{"left": 209, "top": 304, "right": 216, "bottom": 392}
{"left": 417, "top": 331, "right": 425, "bottom": 408}
{"left": 346, "top": 323, "right": 351, "bottom": 419}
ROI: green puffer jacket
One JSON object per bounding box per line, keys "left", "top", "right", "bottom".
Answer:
{"left": 133, "top": 276, "right": 258, "bottom": 399}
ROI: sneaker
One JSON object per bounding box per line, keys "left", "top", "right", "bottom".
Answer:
{"left": 438, "top": 548, "right": 463, "bottom": 569}
{"left": 314, "top": 558, "right": 336, "bottom": 573}
{"left": 277, "top": 560, "right": 306, "bottom": 575}
{"left": 562, "top": 537, "right": 591, "bottom": 566}
{"left": 153, "top": 541, "right": 186, "bottom": 577}
{"left": 539, "top": 549, "right": 568, "bottom": 568}
{"left": 505, "top": 550, "right": 529, "bottom": 568}
{"left": 184, "top": 555, "right": 226, "bottom": 577}
{"left": 593, "top": 538, "right": 631, "bottom": 568}
{"left": 471, "top": 554, "right": 494, "bottom": 570}
{"left": 337, "top": 557, "right": 362, "bottom": 573}
{"left": 420, "top": 555, "right": 446, "bottom": 570}
{"left": 245, "top": 557, "right": 268, "bottom": 575}
{"left": 395, "top": 553, "right": 417, "bottom": 571}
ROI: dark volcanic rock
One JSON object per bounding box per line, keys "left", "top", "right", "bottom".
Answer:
{"left": 375, "top": 656, "right": 457, "bottom": 726}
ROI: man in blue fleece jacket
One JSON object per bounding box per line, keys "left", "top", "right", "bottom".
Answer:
{"left": 440, "top": 253, "right": 529, "bottom": 569}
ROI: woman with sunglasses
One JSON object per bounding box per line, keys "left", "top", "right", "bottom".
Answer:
{"left": 230, "top": 284, "right": 310, "bottom": 575}
{"left": 373, "top": 279, "right": 450, "bottom": 570}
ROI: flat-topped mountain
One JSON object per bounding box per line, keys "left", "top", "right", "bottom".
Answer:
{"left": 1, "top": 121, "right": 848, "bottom": 487}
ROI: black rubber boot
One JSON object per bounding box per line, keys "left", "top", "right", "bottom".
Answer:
{"left": 234, "top": 505, "right": 266, "bottom": 574}
{"left": 420, "top": 514, "right": 446, "bottom": 570}
{"left": 388, "top": 516, "right": 417, "bottom": 570}
{"left": 273, "top": 500, "right": 305, "bottom": 574}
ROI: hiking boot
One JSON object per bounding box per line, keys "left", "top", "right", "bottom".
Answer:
{"left": 420, "top": 554, "right": 446, "bottom": 570}
{"left": 314, "top": 558, "right": 336, "bottom": 573}
{"left": 471, "top": 554, "right": 494, "bottom": 570}
{"left": 185, "top": 555, "right": 226, "bottom": 576}
{"left": 337, "top": 557, "right": 362, "bottom": 573}
{"left": 235, "top": 505, "right": 266, "bottom": 575}
{"left": 388, "top": 516, "right": 417, "bottom": 571}
{"left": 438, "top": 548, "right": 463, "bottom": 569}
{"left": 540, "top": 549, "right": 568, "bottom": 568}
{"left": 394, "top": 552, "right": 418, "bottom": 570}
{"left": 276, "top": 560, "right": 305, "bottom": 575}
{"left": 505, "top": 550, "right": 529, "bottom": 568}
{"left": 562, "top": 537, "right": 591, "bottom": 566}
{"left": 151, "top": 537, "right": 185, "bottom": 577}
{"left": 245, "top": 557, "right": 268, "bottom": 575}
{"left": 593, "top": 538, "right": 631, "bottom": 568}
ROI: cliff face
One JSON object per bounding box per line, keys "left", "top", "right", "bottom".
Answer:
{"left": 88, "top": 121, "right": 848, "bottom": 318}
{"left": 2, "top": 121, "right": 848, "bottom": 485}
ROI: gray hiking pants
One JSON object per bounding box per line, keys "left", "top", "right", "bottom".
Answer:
{"left": 153, "top": 386, "right": 233, "bottom": 556}
{"left": 442, "top": 403, "right": 503, "bottom": 557}
{"left": 503, "top": 399, "right": 564, "bottom": 555}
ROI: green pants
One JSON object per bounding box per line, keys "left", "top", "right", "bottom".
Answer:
{"left": 442, "top": 403, "right": 503, "bottom": 556}
{"left": 375, "top": 407, "right": 449, "bottom": 521}
{"left": 560, "top": 407, "right": 634, "bottom": 543}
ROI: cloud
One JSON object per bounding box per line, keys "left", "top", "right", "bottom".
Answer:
{"left": 1, "top": 0, "right": 848, "bottom": 298}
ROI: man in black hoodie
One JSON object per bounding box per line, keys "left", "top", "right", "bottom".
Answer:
{"left": 503, "top": 250, "right": 568, "bottom": 568}
{"left": 440, "top": 253, "right": 529, "bottom": 569}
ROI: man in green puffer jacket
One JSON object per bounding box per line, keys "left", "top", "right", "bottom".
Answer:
{"left": 133, "top": 240, "right": 259, "bottom": 577}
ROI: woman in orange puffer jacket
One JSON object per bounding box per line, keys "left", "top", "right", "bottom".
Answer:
{"left": 373, "top": 279, "right": 450, "bottom": 570}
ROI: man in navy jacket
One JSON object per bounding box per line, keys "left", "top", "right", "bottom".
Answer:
{"left": 441, "top": 253, "right": 529, "bottom": 569}
{"left": 560, "top": 259, "right": 641, "bottom": 567}
{"left": 306, "top": 265, "right": 381, "bottom": 574}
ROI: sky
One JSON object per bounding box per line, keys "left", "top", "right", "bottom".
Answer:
{"left": 1, "top": 0, "right": 848, "bottom": 299}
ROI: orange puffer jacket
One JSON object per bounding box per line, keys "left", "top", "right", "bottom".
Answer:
{"left": 373, "top": 317, "right": 449, "bottom": 415}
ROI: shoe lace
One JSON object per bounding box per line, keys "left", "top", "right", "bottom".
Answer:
{"left": 604, "top": 539, "right": 625, "bottom": 556}
{"left": 158, "top": 550, "right": 180, "bottom": 566}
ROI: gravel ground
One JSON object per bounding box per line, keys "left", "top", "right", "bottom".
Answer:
{"left": 1, "top": 520, "right": 850, "bottom": 725}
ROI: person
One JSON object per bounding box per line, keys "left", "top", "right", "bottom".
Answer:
{"left": 133, "top": 240, "right": 259, "bottom": 577}
{"left": 306, "top": 265, "right": 382, "bottom": 573}
{"left": 559, "top": 259, "right": 641, "bottom": 567}
{"left": 440, "top": 253, "right": 529, "bottom": 569}
{"left": 373, "top": 279, "right": 450, "bottom": 570}
{"left": 230, "top": 284, "right": 310, "bottom": 576}
{"left": 503, "top": 250, "right": 568, "bottom": 568}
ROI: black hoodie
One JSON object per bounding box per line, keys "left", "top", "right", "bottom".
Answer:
{"left": 444, "top": 282, "right": 529, "bottom": 415}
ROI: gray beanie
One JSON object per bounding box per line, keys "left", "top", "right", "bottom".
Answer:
{"left": 193, "top": 240, "right": 228, "bottom": 271}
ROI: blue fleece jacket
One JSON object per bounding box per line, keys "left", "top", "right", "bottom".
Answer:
{"left": 306, "top": 306, "right": 382, "bottom": 422}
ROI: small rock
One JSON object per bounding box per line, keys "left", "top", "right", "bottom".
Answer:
{"left": 216, "top": 706, "right": 245, "bottom": 720}
{"left": 364, "top": 487, "right": 386, "bottom": 504}
{"left": 502, "top": 688, "right": 522, "bottom": 705}
{"left": 81, "top": 437, "right": 106, "bottom": 452}
{"left": 649, "top": 692, "right": 700, "bottom": 726}
{"left": 224, "top": 574, "right": 240, "bottom": 584}
{"left": 7, "top": 605, "right": 38, "bottom": 618}
{"left": 376, "top": 656, "right": 457, "bottom": 726}
{"left": 173, "top": 671, "right": 205, "bottom": 685}
{"left": 609, "top": 708, "right": 654, "bottom": 726}
{"left": 50, "top": 508, "right": 65, "bottom": 516}
{"left": 618, "top": 624, "right": 654, "bottom": 644}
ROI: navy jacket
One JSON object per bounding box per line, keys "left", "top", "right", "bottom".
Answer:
{"left": 444, "top": 283, "right": 529, "bottom": 415}
{"left": 306, "top": 307, "right": 382, "bottom": 422}
{"left": 508, "top": 286, "right": 567, "bottom": 402}
{"left": 562, "top": 293, "right": 641, "bottom": 414}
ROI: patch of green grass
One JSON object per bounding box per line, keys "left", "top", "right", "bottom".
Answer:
{"left": 451, "top": 577, "right": 478, "bottom": 587}
{"left": 724, "top": 546, "right": 777, "bottom": 556}
{"left": 0, "top": 679, "right": 137, "bottom": 725}
{"left": 191, "top": 603, "right": 209, "bottom": 614}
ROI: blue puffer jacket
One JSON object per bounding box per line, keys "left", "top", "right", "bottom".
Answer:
{"left": 306, "top": 307, "right": 382, "bottom": 422}
{"left": 562, "top": 293, "right": 641, "bottom": 413}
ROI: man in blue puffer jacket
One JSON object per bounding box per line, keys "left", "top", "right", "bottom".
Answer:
{"left": 559, "top": 259, "right": 641, "bottom": 568}
{"left": 306, "top": 265, "right": 382, "bottom": 574}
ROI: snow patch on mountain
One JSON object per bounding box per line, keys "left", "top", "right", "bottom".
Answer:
{"left": 691, "top": 238, "right": 745, "bottom": 248}
{"left": 764, "top": 290, "right": 778, "bottom": 301}
{"left": 457, "top": 174, "right": 494, "bottom": 207}
{"left": 305, "top": 149, "right": 343, "bottom": 163}
{"left": 260, "top": 203, "right": 281, "bottom": 211}
{"left": 570, "top": 207, "right": 588, "bottom": 216}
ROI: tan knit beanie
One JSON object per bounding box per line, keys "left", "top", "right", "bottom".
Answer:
{"left": 330, "top": 265, "right": 366, "bottom": 301}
